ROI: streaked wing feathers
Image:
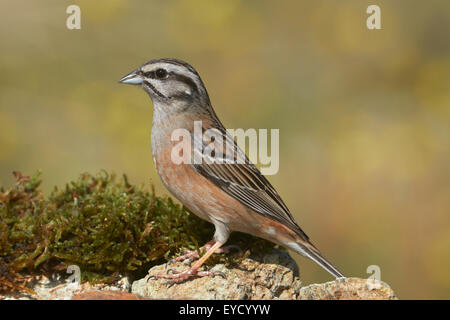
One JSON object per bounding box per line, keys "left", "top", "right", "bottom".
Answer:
{"left": 191, "top": 125, "right": 309, "bottom": 240}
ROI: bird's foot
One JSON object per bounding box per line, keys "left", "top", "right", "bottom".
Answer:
{"left": 149, "top": 266, "right": 226, "bottom": 284}
{"left": 164, "top": 240, "right": 214, "bottom": 268}
{"left": 165, "top": 242, "right": 241, "bottom": 268}
{"left": 165, "top": 249, "right": 200, "bottom": 267}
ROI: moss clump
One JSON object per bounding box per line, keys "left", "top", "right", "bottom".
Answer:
{"left": 0, "top": 171, "right": 275, "bottom": 293}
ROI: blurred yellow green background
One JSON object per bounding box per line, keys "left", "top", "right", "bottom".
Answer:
{"left": 1, "top": 0, "right": 449, "bottom": 299}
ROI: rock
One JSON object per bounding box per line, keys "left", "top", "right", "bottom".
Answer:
{"left": 132, "top": 249, "right": 303, "bottom": 300}
{"left": 1, "top": 250, "right": 397, "bottom": 300}
{"left": 0, "top": 274, "right": 132, "bottom": 300}
{"left": 298, "top": 278, "right": 397, "bottom": 300}
{"left": 132, "top": 249, "right": 397, "bottom": 300}
{"left": 72, "top": 290, "right": 149, "bottom": 300}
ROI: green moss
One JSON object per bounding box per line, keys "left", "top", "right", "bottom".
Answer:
{"left": 0, "top": 171, "right": 275, "bottom": 293}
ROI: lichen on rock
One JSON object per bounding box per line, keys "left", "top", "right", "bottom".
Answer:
{"left": 132, "top": 249, "right": 302, "bottom": 300}
{"left": 298, "top": 278, "right": 396, "bottom": 300}
{"left": 132, "top": 250, "right": 397, "bottom": 300}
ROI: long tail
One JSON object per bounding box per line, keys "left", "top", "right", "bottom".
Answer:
{"left": 293, "top": 241, "right": 345, "bottom": 279}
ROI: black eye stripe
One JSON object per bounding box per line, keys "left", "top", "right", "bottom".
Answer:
{"left": 144, "top": 68, "right": 168, "bottom": 79}
{"left": 143, "top": 70, "right": 199, "bottom": 94}
{"left": 143, "top": 71, "right": 155, "bottom": 78}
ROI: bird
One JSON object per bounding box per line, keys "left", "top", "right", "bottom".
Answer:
{"left": 119, "top": 58, "right": 344, "bottom": 282}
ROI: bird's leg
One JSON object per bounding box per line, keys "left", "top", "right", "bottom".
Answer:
{"left": 165, "top": 241, "right": 242, "bottom": 268}
{"left": 215, "top": 244, "right": 242, "bottom": 254}
{"left": 151, "top": 241, "right": 226, "bottom": 283}
{"left": 165, "top": 240, "right": 216, "bottom": 267}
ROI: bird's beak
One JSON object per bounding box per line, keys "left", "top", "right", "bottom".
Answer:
{"left": 118, "top": 69, "right": 144, "bottom": 85}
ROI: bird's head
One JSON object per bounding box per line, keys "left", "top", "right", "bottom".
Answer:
{"left": 119, "top": 58, "right": 210, "bottom": 108}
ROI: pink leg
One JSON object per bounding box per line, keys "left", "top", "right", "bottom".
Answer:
{"left": 151, "top": 241, "right": 227, "bottom": 283}
{"left": 165, "top": 240, "right": 216, "bottom": 267}
{"left": 165, "top": 241, "right": 241, "bottom": 268}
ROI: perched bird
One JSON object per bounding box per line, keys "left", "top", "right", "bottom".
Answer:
{"left": 119, "top": 58, "right": 344, "bottom": 282}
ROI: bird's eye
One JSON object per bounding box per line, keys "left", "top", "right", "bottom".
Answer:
{"left": 155, "top": 68, "right": 168, "bottom": 79}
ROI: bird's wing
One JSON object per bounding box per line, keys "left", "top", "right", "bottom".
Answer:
{"left": 190, "top": 122, "right": 309, "bottom": 240}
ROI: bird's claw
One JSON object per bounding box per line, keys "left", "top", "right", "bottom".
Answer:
{"left": 165, "top": 250, "right": 200, "bottom": 268}
{"left": 209, "top": 270, "right": 226, "bottom": 279}
{"left": 166, "top": 268, "right": 179, "bottom": 275}
{"left": 148, "top": 267, "right": 226, "bottom": 284}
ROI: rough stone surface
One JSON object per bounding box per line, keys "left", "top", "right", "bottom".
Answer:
{"left": 132, "top": 249, "right": 302, "bottom": 300}
{"left": 0, "top": 274, "right": 131, "bottom": 300}
{"left": 1, "top": 250, "right": 396, "bottom": 300}
{"left": 72, "top": 290, "right": 148, "bottom": 300}
{"left": 298, "top": 278, "right": 396, "bottom": 300}
{"left": 132, "top": 249, "right": 396, "bottom": 300}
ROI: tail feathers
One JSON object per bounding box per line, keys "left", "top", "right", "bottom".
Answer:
{"left": 295, "top": 242, "right": 345, "bottom": 279}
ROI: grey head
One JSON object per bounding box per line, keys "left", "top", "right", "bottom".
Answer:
{"left": 119, "top": 58, "right": 211, "bottom": 108}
